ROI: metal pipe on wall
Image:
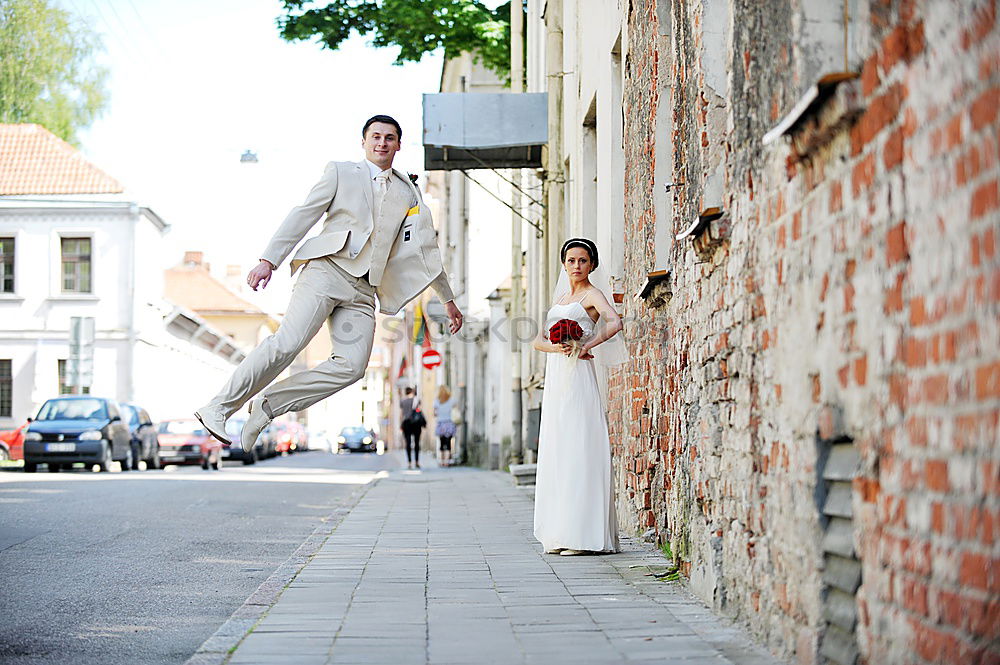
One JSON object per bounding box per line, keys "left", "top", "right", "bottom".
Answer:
{"left": 509, "top": 0, "right": 525, "bottom": 465}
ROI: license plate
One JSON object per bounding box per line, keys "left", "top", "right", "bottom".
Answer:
{"left": 46, "top": 443, "right": 76, "bottom": 452}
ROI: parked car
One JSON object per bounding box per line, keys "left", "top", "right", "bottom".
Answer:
{"left": 23, "top": 396, "right": 132, "bottom": 472}
{"left": 257, "top": 423, "right": 279, "bottom": 459}
{"left": 289, "top": 421, "right": 309, "bottom": 451}
{"left": 307, "top": 427, "right": 333, "bottom": 453}
{"left": 271, "top": 421, "right": 303, "bottom": 455}
{"left": 121, "top": 403, "right": 160, "bottom": 470}
{"left": 336, "top": 426, "right": 378, "bottom": 453}
{"left": 0, "top": 418, "right": 30, "bottom": 460}
{"left": 222, "top": 417, "right": 263, "bottom": 465}
{"left": 156, "top": 419, "right": 222, "bottom": 470}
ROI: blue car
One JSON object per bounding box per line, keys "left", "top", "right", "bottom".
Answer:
{"left": 23, "top": 396, "right": 132, "bottom": 473}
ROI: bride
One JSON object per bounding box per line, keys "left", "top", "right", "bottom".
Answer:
{"left": 532, "top": 238, "right": 627, "bottom": 555}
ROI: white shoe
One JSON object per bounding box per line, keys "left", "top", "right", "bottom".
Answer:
{"left": 195, "top": 404, "right": 230, "bottom": 445}
{"left": 242, "top": 396, "right": 272, "bottom": 454}
{"left": 544, "top": 548, "right": 563, "bottom": 554}
{"left": 560, "top": 549, "right": 586, "bottom": 556}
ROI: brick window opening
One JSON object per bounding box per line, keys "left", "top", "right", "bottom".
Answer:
{"left": 0, "top": 359, "right": 11, "bottom": 417}
{"left": 0, "top": 237, "right": 14, "bottom": 294}
{"left": 58, "top": 359, "right": 90, "bottom": 396}
{"left": 61, "top": 237, "right": 92, "bottom": 293}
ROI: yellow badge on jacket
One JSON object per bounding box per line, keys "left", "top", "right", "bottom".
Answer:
{"left": 406, "top": 205, "right": 419, "bottom": 217}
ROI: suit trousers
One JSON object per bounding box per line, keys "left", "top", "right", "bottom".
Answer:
{"left": 210, "top": 258, "right": 376, "bottom": 418}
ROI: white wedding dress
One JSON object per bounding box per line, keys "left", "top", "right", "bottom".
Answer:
{"left": 533, "top": 299, "right": 619, "bottom": 553}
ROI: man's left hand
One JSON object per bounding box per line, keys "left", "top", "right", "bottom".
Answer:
{"left": 445, "top": 301, "right": 463, "bottom": 334}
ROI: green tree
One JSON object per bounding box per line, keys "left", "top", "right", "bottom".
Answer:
{"left": 277, "top": 0, "right": 512, "bottom": 80}
{"left": 0, "top": 0, "right": 108, "bottom": 145}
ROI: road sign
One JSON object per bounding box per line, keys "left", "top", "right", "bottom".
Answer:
{"left": 421, "top": 349, "right": 442, "bottom": 369}
{"left": 66, "top": 317, "right": 95, "bottom": 390}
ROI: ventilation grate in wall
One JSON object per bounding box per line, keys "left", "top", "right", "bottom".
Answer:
{"left": 817, "top": 434, "right": 862, "bottom": 665}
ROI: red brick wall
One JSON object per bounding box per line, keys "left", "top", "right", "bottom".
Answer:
{"left": 613, "top": 1, "right": 1000, "bottom": 662}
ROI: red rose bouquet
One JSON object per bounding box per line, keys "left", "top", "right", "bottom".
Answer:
{"left": 548, "top": 318, "right": 583, "bottom": 344}
{"left": 548, "top": 319, "right": 593, "bottom": 359}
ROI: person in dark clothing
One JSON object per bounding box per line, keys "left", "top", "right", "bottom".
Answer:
{"left": 400, "top": 387, "right": 424, "bottom": 469}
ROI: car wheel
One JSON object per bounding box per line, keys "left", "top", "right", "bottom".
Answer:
{"left": 47, "top": 462, "right": 61, "bottom": 473}
{"left": 97, "top": 444, "right": 112, "bottom": 472}
{"left": 24, "top": 462, "right": 37, "bottom": 473}
{"left": 147, "top": 449, "right": 161, "bottom": 471}
{"left": 201, "top": 456, "right": 209, "bottom": 470}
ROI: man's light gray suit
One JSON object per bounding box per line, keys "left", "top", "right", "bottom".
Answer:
{"left": 209, "top": 160, "right": 454, "bottom": 420}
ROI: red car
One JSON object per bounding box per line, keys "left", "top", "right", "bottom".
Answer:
{"left": 0, "top": 419, "right": 30, "bottom": 461}
{"left": 156, "top": 419, "right": 222, "bottom": 470}
{"left": 270, "top": 421, "right": 297, "bottom": 455}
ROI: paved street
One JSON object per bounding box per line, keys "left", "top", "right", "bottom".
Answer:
{"left": 0, "top": 449, "right": 396, "bottom": 665}
{"left": 189, "top": 463, "right": 783, "bottom": 665}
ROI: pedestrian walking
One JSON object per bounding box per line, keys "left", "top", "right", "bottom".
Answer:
{"left": 193, "top": 115, "right": 463, "bottom": 451}
{"left": 434, "top": 385, "right": 457, "bottom": 467}
{"left": 400, "top": 386, "right": 425, "bottom": 469}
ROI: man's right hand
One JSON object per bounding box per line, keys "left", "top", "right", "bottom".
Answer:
{"left": 247, "top": 260, "right": 274, "bottom": 291}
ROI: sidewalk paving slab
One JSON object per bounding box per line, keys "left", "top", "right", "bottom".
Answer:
{"left": 186, "top": 458, "right": 787, "bottom": 665}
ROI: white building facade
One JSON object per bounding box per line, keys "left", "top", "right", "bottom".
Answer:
{"left": 0, "top": 124, "right": 242, "bottom": 428}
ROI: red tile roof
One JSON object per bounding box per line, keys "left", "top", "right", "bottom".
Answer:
{"left": 0, "top": 124, "right": 123, "bottom": 195}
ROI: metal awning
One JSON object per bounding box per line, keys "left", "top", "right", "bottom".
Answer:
{"left": 422, "top": 93, "right": 547, "bottom": 170}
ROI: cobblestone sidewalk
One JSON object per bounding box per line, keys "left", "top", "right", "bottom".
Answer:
{"left": 187, "top": 462, "right": 784, "bottom": 665}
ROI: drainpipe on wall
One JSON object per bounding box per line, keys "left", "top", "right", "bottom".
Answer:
{"left": 124, "top": 207, "right": 137, "bottom": 403}
{"left": 509, "top": 0, "right": 525, "bottom": 466}
{"left": 545, "top": 1, "right": 565, "bottom": 305}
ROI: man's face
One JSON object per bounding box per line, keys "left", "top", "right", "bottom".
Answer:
{"left": 362, "top": 122, "right": 401, "bottom": 168}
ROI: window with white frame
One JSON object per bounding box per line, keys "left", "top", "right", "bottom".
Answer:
{"left": 61, "top": 237, "right": 92, "bottom": 293}
{"left": 0, "top": 237, "right": 13, "bottom": 293}
{"left": 0, "top": 359, "right": 11, "bottom": 417}
{"left": 58, "top": 359, "right": 90, "bottom": 395}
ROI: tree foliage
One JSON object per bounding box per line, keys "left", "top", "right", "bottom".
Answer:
{"left": 0, "top": 0, "right": 108, "bottom": 145}
{"left": 277, "top": 0, "right": 512, "bottom": 79}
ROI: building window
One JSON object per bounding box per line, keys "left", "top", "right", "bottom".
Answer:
{"left": 0, "top": 237, "right": 13, "bottom": 293}
{"left": 58, "top": 360, "right": 90, "bottom": 395}
{"left": 0, "top": 360, "right": 10, "bottom": 417}
{"left": 61, "top": 237, "right": 92, "bottom": 293}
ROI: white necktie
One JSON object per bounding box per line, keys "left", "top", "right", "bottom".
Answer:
{"left": 374, "top": 171, "right": 390, "bottom": 216}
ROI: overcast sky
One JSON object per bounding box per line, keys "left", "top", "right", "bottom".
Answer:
{"left": 64, "top": 0, "right": 439, "bottom": 314}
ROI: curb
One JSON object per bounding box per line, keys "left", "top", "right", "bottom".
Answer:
{"left": 183, "top": 474, "right": 382, "bottom": 665}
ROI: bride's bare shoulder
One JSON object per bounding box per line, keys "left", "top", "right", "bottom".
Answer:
{"left": 582, "top": 286, "right": 610, "bottom": 306}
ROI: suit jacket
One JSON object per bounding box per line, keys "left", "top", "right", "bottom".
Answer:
{"left": 259, "top": 161, "right": 455, "bottom": 315}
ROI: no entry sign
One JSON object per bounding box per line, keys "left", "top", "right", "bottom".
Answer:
{"left": 421, "top": 349, "right": 442, "bottom": 369}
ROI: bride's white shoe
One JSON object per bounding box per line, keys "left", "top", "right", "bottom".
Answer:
{"left": 559, "top": 549, "right": 586, "bottom": 556}
{"left": 544, "top": 548, "right": 563, "bottom": 554}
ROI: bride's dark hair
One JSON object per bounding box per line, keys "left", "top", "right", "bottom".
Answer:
{"left": 560, "top": 238, "right": 599, "bottom": 270}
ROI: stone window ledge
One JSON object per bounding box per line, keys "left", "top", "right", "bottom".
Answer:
{"left": 46, "top": 294, "right": 100, "bottom": 302}
{"left": 763, "top": 72, "right": 863, "bottom": 155}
